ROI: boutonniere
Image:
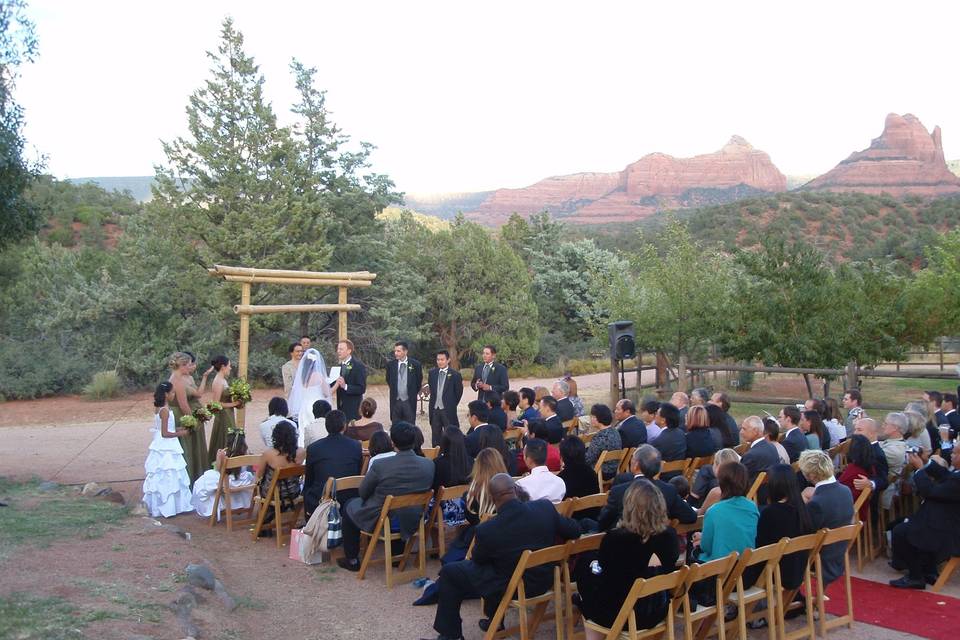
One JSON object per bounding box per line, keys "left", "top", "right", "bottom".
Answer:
{"left": 343, "top": 363, "right": 353, "bottom": 372}
{"left": 407, "top": 365, "right": 415, "bottom": 372}
{"left": 446, "top": 373, "right": 452, "bottom": 378}
{"left": 490, "top": 364, "right": 496, "bottom": 371}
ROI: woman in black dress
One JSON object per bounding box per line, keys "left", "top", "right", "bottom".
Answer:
{"left": 576, "top": 480, "right": 679, "bottom": 635}
{"left": 558, "top": 436, "right": 600, "bottom": 499}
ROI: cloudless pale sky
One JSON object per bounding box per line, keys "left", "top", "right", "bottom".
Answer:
{"left": 17, "top": 0, "right": 960, "bottom": 194}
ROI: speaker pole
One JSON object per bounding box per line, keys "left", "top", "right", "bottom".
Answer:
{"left": 619, "top": 357, "right": 627, "bottom": 400}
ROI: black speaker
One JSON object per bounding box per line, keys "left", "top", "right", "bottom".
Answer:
{"left": 608, "top": 320, "right": 636, "bottom": 360}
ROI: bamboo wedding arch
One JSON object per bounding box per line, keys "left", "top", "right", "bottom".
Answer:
{"left": 208, "top": 264, "right": 377, "bottom": 427}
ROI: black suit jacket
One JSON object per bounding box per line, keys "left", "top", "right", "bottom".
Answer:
{"left": 617, "top": 415, "right": 647, "bottom": 448}
{"left": 334, "top": 358, "right": 367, "bottom": 421}
{"left": 722, "top": 412, "right": 741, "bottom": 447}
{"left": 465, "top": 423, "right": 500, "bottom": 458}
{"left": 741, "top": 440, "right": 781, "bottom": 480}
{"left": 543, "top": 415, "right": 565, "bottom": 444}
{"left": 469, "top": 498, "right": 580, "bottom": 598}
{"left": 870, "top": 441, "right": 890, "bottom": 493}
{"left": 905, "top": 462, "right": 960, "bottom": 557}
{"left": 556, "top": 398, "right": 575, "bottom": 423}
{"left": 385, "top": 357, "right": 423, "bottom": 419}
{"left": 597, "top": 474, "right": 697, "bottom": 531}
{"left": 471, "top": 361, "right": 509, "bottom": 403}
{"left": 782, "top": 428, "right": 808, "bottom": 463}
{"left": 946, "top": 410, "right": 960, "bottom": 439}
{"left": 428, "top": 367, "right": 463, "bottom": 427}
{"left": 652, "top": 426, "right": 686, "bottom": 462}
{"left": 807, "top": 481, "right": 854, "bottom": 585}
{"left": 488, "top": 406, "right": 508, "bottom": 430}
{"left": 303, "top": 434, "right": 363, "bottom": 517}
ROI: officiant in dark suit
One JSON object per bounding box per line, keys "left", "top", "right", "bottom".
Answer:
{"left": 385, "top": 340, "right": 422, "bottom": 425}
{"left": 331, "top": 339, "right": 366, "bottom": 421}
{"left": 428, "top": 350, "right": 464, "bottom": 447}
{"left": 471, "top": 345, "right": 509, "bottom": 404}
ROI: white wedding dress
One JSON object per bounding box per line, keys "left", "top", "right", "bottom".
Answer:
{"left": 143, "top": 410, "right": 194, "bottom": 517}
{"left": 288, "top": 348, "right": 333, "bottom": 447}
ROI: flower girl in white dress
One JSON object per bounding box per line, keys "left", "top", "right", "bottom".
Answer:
{"left": 143, "top": 382, "right": 194, "bottom": 517}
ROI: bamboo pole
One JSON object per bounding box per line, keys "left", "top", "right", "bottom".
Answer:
{"left": 237, "top": 282, "right": 251, "bottom": 429}
{"left": 234, "top": 303, "right": 361, "bottom": 315}
{"left": 210, "top": 264, "right": 376, "bottom": 281}
{"left": 219, "top": 275, "right": 373, "bottom": 287}
{"left": 338, "top": 287, "right": 348, "bottom": 341}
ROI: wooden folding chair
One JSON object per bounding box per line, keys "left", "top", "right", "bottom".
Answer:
{"left": 565, "top": 417, "right": 580, "bottom": 436}
{"left": 583, "top": 566, "right": 690, "bottom": 640}
{"left": 619, "top": 447, "right": 637, "bottom": 474}
{"left": 932, "top": 556, "right": 960, "bottom": 593}
{"left": 774, "top": 530, "right": 827, "bottom": 640}
{"left": 568, "top": 493, "right": 608, "bottom": 520}
{"left": 686, "top": 455, "right": 714, "bottom": 481}
{"left": 673, "top": 514, "right": 705, "bottom": 537}
{"left": 426, "top": 484, "right": 470, "bottom": 559}
{"left": 465, "top": 513, "right": 494, "bottom": 560}
{"left": 595, "top": 448, "right": 630, "bottom": 491}
{"left": 321, "top": 474, "right": 364, "bottom": 501}
{"left": 734, "top": 442, "right": 750, "bottom": 456}
{"left": 504, "top": 428, "right": 523, "bottom": 450}
{"left": 812, "top": 523, "right": 862, "bottom": 638}
{"left": 554, "top": 499, "right": 574, "bottom": 517}
{"left": 561, "top": 533, "right": 606, "bottom": 640}
{"left": 747, "top": 472, "right": 767, "bottom": 504}
{"left": 682, "top": 552, "right": 739, "bottom": 640}
{"left": 717, "top": 539, "right": 788, "bottom": 640}
{"left": 484, "top": 544, "right": 569, "bottom": 640}
{"left": 208, "top": 454, "right": 258, "bottom": 530}
{"left": 422, "top": 446, "right": 440, "bottom": 460}
{"left": 356, "top": 490, "right": 434, "bottom": 588}
{"left": 851, "top": 485, "right": 872, "bottom": 571}
{"left": 656, "top": 458, "right": 689, "bottom": 479}
{"left": 250, "top": 464, "right": 306, "bottom": 549}
{"left": 579, "top": 432, "right": 596, "bottom": 446}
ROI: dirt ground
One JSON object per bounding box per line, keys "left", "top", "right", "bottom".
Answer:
{"left": 1, "top": 374, "right": 957, "bottom": 639}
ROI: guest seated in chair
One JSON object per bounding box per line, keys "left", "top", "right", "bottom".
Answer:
{"left": 558, "top": 436, "right": 600, "bottom": 500}
{"left": 336, "top": 422, "right": 436, "bottom": 572}
{"left": 344, "top": 397, "right": 384, "bottom": 442}
{"left": 516, "top": 438, "right": 566, "bottom": 503}
{"left": 799, "top": 450, "right": 853, "bottom": 587}
{"left": 302, "top": 410, "right": 362, "bottom": 519}
{"left": 255, "top": 420, "right": 305, "bottom": 534}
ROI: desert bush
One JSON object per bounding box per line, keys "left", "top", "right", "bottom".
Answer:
{"left": 82, "top": 371, "right": 123, "bottom": 400}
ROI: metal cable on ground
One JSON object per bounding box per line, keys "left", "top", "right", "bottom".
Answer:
{"left": 50, "top": 396, "right": 144, "bottom": 481}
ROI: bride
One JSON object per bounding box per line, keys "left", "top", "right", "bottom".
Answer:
{"left": 287, "top": 348, "right": 333, "bottom": 446}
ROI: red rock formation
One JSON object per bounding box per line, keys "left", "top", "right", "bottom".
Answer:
{"left": 805, "top": 113, "right": 960, "bottom": 196}
{"left": 467, "top": 136, "right": 786, "bottom": 225}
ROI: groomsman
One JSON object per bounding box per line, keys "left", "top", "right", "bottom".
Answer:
{"left": 471, "top": 344, "right": 509, "bottom": 404}
{"left": 428, "top": 350, "right": 464, "bottom": 447}
{"left": 385, "top": 340, "right": 423, "bottom": 425}
{"left": 331, "top": 339, "right": 367, "bottom": 421}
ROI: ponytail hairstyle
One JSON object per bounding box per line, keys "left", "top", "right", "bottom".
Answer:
{"left": 211, "top": 355, "right": 229, "bottom": 371}
{"left": 154, "top": 382, "right": 173, "bottom": 408}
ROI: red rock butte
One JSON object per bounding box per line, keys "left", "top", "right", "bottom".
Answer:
{"left": 805, "top": 113, "right": 960, "bottom": 196}
{"left": 465, "top": 136, "right": 787, "bottom": 225}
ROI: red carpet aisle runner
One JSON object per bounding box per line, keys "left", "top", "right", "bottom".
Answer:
{"left": 820, "top": 577, "right": 960, "bottom": 640}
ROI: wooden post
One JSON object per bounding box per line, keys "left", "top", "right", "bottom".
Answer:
{"left": 337, "top": 286, "right": 348, "bottom": 341}
{"left": 939, "top": 337, "right": 945, "bottom": 371}
{"left": 656, "top": 350, "right": 668, "bottom": 391}
{"left": 237, "top": 282, "right": 251, "bottom": 429}
{"left": 678, "top": 354, "right": 689, "bottom": 392}
{"left": 846, "top": 360, "right": 859, "bottom": 392}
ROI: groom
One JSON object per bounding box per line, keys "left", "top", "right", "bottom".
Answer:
{"left": 331, "top": 339, "right": 367, "bottom": 421}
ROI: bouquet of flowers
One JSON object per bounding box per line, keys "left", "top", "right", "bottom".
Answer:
{"left": 228, "top": 378, "right": 252, "bottom": 405}
{"left": 207, "top": 401, "right": 224, "bottom": 415}
{"left": 193, "top": 406, "right": 214, "bottom": 423}
{"left": 179, "top": 415, "right": 199, "bottom": 430}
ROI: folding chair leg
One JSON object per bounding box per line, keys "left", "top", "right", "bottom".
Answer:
{"left": 209, "top": 485, "right": 221, "bottom": 527}
{"left": 932, "top": 557, "right": 960, "bottom": 593}
{"left": 273, "top": 497, "right": 283, "bottom": 549}
{"left": 250, "top": 498, "right": 269, "bottom": 541}
{"left": 357, "top": 533, "right": 377, "bottom": 581}
{"left": 384, "top": 531, "right": 395, "bottom": 588}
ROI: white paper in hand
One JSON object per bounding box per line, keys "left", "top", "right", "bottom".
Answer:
{"left": 328, "top": 366, "right": 341, "bottom": 384}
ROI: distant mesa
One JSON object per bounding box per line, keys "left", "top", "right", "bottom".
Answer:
{"left": 463, "top": 136, "right": 787, "bottom": 225}
{"left": 804, "top": 113, "right": 960, "bottom": 197}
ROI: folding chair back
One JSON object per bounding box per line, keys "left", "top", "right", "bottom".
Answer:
{"left": 422, "top": 446, "right": 440, "bottom": 460}
{"left": 484, "top": 543, "right": 569, "bottom": 640}
{"left": 673, "top": 514, "right": 705, "bottom": 536}
{"left": 209, "top": 454, "right": 259, "bottom": 530}
{"left": 250, "top": 463, "right": 306, "bottom": 549}
{"left": 564, "top": 417, "right": 580, "bottom": 435}
{"left": 321, "top": 474, "right": 364, "bottom": 501}
{"left": 851, "top": 485, "right": 873, "bottom": 570}
{"left": 428, "top": 483, "right": 470, "bottom": 558}
{"left": 656, "top": 458, "right": 689, "bottom": 479}
{"left": 619, "top": 447, "right": 637, "bottom": 474}
{"left": 554, "top": 499, "right": 574, "bottom": 517}
{"left": 568, "top": 493, "right": 608, "bottom": 519}
{"left": 776, "top": 530, "right": 827, "bottom": 640}
{"left": 685, "top": 455, "right": 714, "bottom": 480}
{"left": 584, "top": 566, "right": 690, "bottom": 640}
{"left": 504, "top": 428, "right": 523, "bottom": 449}
{"left": 595, "top": 448, "right": 630, "bottom": 490}
{"left": 719, "top": 539, "right": 787, "bottom": 640}
{"left": 813, "top": 523, "right": 861, "bottom": 638}
{"left": 682, "top": 552, "right": 738, "bottom": 640}
{"left": 746, "top": 472, "right": 767, "bottom": 504}
{"left": 357, "top": 490, "right": 434, "bottom": 588}
{"left": 579, "top": 432, "right": 596, "bottom": 446}
{"left": 562, "top": 534, "right": 605, "bottom": 640}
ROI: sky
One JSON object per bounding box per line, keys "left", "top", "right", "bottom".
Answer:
{"left": 16, "top": 0, "right": 960, "bottom": 194}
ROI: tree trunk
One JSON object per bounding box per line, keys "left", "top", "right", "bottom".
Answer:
{"left": 823, "top": 378, "right": 831, "bottom": 401}
{"left": 299, "top": 312, "right": 309, "bottom": 338}
{"left": 802, "top": 373, "right": 814, "bottom": 399}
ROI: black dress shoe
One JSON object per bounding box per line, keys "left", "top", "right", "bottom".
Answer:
{"left": 889, "top": 576, "right": 925, "bottom": 589}
{"left": 478, "top": 618, "right": 504, "bottom": 632}
{"left": 925, "top": 573, "right": 939, "bottom": 586}
{"left": 420, "top": 635, "right": 463, "bottom": 640}
{"left": 336, "top": 558, "right": 360, "bottom": 572}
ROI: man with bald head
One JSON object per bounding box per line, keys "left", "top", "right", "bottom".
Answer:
{"left": 427, "top": 474, "right": 580, "bottom": 640}
{"left": 852, "top": 417, "right": 890, "bottom": 497}
{"left": 739, "top": 416, "right": 780, "bottom": 481}
{"left": 670, "top": 391, "right": 689, "bottom": 431}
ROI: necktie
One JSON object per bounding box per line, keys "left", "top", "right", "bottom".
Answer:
{"left": 436, "top": 370, "right": 446, "bottom": 409}
{"left": 482, "top": 363, "right": 491, "bottom": 383}
{"left": 398, "top": 361, "right": 408, "bottom": 401}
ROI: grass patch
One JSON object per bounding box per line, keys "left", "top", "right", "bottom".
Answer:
{"left": 234, "top": 594, "right": 267, "bottom": 610}
{"left": 0, "top": 592, "right": 118, "bottom": 639}
{"left": 71, "top": 578, "right": 167, "bottom": 624}
{"left": 0, "top": 477, "right": 129, "bottom": 561}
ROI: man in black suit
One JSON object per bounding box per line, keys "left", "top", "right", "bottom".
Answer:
{"left": 779, "top": 405, "right": 808, "bottom": 463}
{"left": 552, "top": 379, "right": 576, "bottom": 423}
{"left": 302, "top": 410, "right": 362, "bottom": 518}
{"left": 890, "top": 447, "right": 960, "bottom": 589}
{"left": 471, "top": 344, "right": 509, "bottom": 404}
{"left": 331, "top": 339, "right": 366, "bottom": 421}
{"left": 465, "top": 401, "right": 500, "bottom": 457}
{"left": 799, "top": 450, "right": 854, "bottom": 587}
{"left": 428, "top": 350, "right": 463, "bottom": 447}
{"left": 613, "top": 398, "right": 647, "bottom": 448}
{"left": 595, "top": 444, "right": 697, "bottom": 531}
{"left": 923, "top": 390, "right": 946, "bottom": 454}
{"left": 943, "top": 393, "right": 960, "bottom": 440}
{"left": 851, "top": 417, "right": 890, "bottom": 494}
{"left": 486, "top": 391, "right": 508, "bottom": 430}
{"left": 385, "top": 340, "right": 422, "bottom": 425}
{"left": 710, "top": 392, "right": 741, "bottom": 447}
{"left": 537, "top": 395, "right": 565, "bottom": 444}
{"left": 738, "top": 416, "right": 780, "bottom": 481}
{"left": 651, "top": 402, "right": 686, "bottom": 467}
{"left": 337, "top": 422, "right": 435, "bottom": 572}
{"left": 428, "top": 474, "right": 580, "bottom": 640}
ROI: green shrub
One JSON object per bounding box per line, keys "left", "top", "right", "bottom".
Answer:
{"left": 0, "top": 339, "right": 95, "bottom": 399}
{"left": 45, "top": 225, "right": 75, "bottom": 246}
{"left": 82, "top": 371, "right": 123, "bottom": 400}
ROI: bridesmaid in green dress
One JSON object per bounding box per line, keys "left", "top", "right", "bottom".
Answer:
{"left": 167, "top": 352, "right": 212, "bottom": 485}
{"left": 207, "top": 355, "right": 242, "bottom": 466}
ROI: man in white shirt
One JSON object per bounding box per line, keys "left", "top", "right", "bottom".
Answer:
{"left": 516, "top": 439, "right": 565, "bottom": 503}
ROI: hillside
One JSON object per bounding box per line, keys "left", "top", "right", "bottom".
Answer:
{"left": 68, "top": 176, "right": 156, "bottom": 202}
{"left": 575, "top": 191, "right": 960, "bottom": 266}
